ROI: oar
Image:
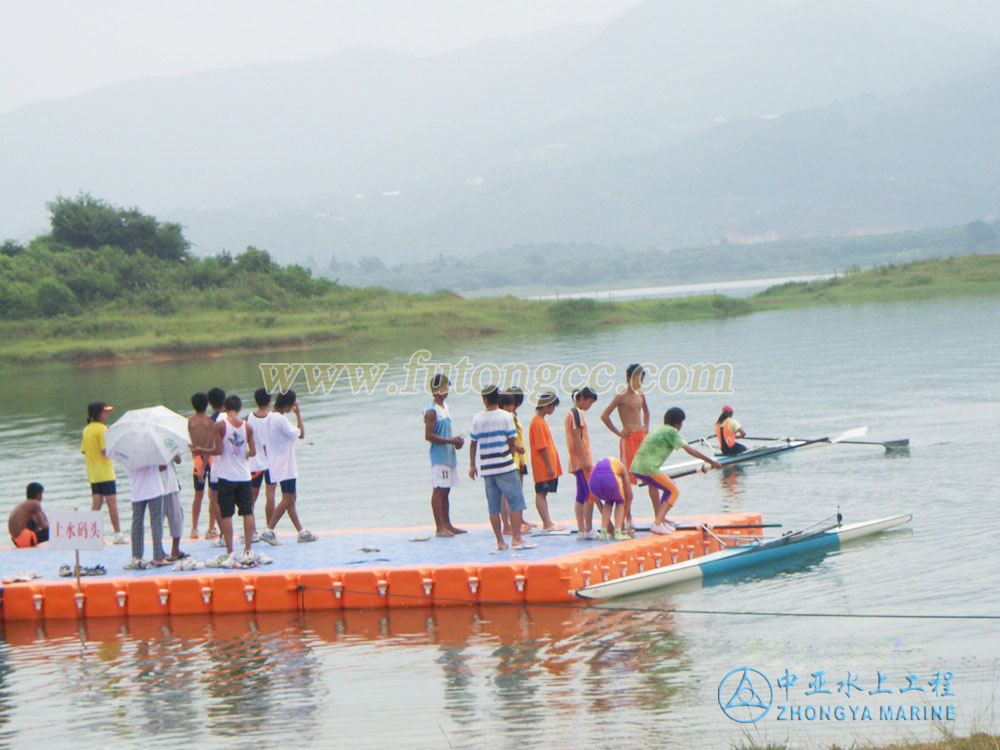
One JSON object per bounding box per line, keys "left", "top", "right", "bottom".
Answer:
{"left": 744, "top": 433, "right": 908, "bottom": 451}
{"left": 670, "top": 426, "right": 869, "bottom": 478}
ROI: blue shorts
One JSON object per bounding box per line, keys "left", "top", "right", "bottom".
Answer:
{"left": 251, "top": 470, "right": 274, "bottom": 489}
{"left": 193, "top": 471, "right": 205, "bottom": 491}
{"left": 483, "top": 470, "right": 526, "bottom": 516}
{"left": 279, "top": 478, "right": 296, "bottom": 495}
{"left": 90, "top": 480, "right": 117, "bottom": 496}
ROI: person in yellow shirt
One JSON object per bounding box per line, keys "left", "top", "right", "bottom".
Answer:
{"left": 81, "top": 401, "right": 126, "bottom": 544}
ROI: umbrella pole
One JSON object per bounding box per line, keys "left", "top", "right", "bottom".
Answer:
{"left": 75, "top": 549, "right": 81, "bottom": 592}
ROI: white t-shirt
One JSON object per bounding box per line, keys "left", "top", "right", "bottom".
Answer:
{"left": 159, "top": 462, "right": 181, "bottom": 494}
{"left": 266, "top": 411, "right": 300, "bottom": 483}
{"left": 127, "top": 465, "right": 164, "bottom": 503}
{"left": 247, "top": 410, "right": 270, "bottom": 472}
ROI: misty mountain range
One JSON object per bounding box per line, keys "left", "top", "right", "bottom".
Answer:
{"left": 2, "top": 0, "right": 999, "bottom": 270}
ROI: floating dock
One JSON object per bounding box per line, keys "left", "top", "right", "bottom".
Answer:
{"left": 0, "top": 512, "right": 760, "bottom": 621}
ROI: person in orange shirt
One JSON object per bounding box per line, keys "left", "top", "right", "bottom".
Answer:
{"left": 528, "top": 392, "right": 564, "bottom": 532}
{"left": 565, "top": 387, "right": 599, "bottom": 539}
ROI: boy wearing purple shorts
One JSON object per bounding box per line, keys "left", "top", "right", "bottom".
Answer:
{"left": 588, "top": 458, "right": 632, "bottom": 541}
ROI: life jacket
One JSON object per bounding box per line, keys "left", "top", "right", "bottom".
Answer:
{"left": 716, "top": 418, "right": 738, "bottom": 448}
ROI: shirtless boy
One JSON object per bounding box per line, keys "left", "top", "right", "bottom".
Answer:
{"left": 9, "top": 483, "right": 48, "bottom": 547}
{"left": 187, "top": 392, "right": 217, "bottom": 539}
{"left": 600, "top": 363, "right": 653, "bottom": 527}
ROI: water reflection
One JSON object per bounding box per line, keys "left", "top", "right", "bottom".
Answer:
{"left": 1, "top": 606, "right": 689, "bottom": 747}
{"left": 717, "top": 465, "right": 747, "bottom": 509}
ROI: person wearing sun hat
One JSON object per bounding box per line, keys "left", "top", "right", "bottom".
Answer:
{"left": 714, "top": 404, "right": 747, "bottom": 456}
{"left": 81, "top": 401, "right": 127, "bottom": 544}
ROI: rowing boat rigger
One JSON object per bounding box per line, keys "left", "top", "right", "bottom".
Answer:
{"left": 575, "top": 514, "right": 912, "bottom": 600}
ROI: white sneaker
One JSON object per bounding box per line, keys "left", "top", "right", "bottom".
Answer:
{"left": 297, "top": 529, "right": 318, "bottom": 543}
{"left": 113, "top": 532, "right": 127, "bottom": 545}
{"left": 259, "top": 528, "right": 280, "bottom": 546}
{"left": 650, "top": 523, "right": 670, "bottom": 535}
{"left": 251, "top": 551, "right": 273, "bottom": 565}
{"left": 208, "top": 553, "right": 236, "bottom": 568}
{"left": 236, "top": 551, "right": 255, "bottom": 566}
{"left": 173, "top": 556, "right": 205, "bottom": 572}
{"left": 211, "top": 536, "right": 226, "bottom": 548}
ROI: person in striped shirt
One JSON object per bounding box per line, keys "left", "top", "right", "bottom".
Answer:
{"left": 469, "top": 385, "right": 535, "bottom": 551}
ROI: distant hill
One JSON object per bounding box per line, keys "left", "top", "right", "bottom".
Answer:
{"left": 1, "top": 0, "right": 998, "bottom": 264}
{"left": 323, "top": 219, "right": 1000, "bottom": 295}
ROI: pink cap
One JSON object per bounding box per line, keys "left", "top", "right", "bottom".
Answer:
{"left": 721, "top": 404, "right": 733, "bottom": 413}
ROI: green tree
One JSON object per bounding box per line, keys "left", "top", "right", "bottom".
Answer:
{"left": 36, "top": 277, "right": 77, "bottom": 316}
{"left": 48, "top": 193, "right": 189, "bottom": 260}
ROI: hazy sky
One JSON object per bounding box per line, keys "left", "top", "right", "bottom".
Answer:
{"left": 2, "top": 0, "right": 997, "bottom": 115}
{"left": 0, "top": 0, "right": 643, "bottom": 113}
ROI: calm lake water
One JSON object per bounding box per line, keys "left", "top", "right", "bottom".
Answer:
{"left": 1, "top": 294, "right": 998, "bottom": 748}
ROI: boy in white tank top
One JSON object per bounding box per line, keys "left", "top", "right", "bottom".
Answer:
{"left": 208, "top": 395, "right": 261, "bottom": 566}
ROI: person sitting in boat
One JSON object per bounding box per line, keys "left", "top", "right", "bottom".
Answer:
{"left": 9, "top": 482, "right": 49, "bottom": 547}
{"left": 715, "top": 405, "right": 747, "bottom": 456}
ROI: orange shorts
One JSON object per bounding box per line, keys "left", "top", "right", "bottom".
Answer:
{"left": 13, "top": 528, "right": 38, "bottom": 548}
{"left": 193, "top": 454, "right": 207, "bottom": 479}
{"left": 620, "top": 431, "right": 647, "bottom": 484}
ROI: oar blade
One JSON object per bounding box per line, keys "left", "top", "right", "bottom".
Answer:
{"left": 830, "top": 426, "right": 869, "bottom": 443}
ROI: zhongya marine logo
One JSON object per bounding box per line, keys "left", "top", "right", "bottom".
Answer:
{"left": 719, "top": 667, "right": 774, "bottom": 723}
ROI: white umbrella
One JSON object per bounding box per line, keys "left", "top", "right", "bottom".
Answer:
{"left": 105, "top": 405, "right": 190, "bottom": 469}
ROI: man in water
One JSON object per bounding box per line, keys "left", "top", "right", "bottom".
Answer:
{"left": 9, "top": 482, "right": 49, "bottom": 547}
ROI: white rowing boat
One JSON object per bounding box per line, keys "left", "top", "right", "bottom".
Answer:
{"left": 575, "top": 513, "right": 912, "bottom": 600}
{"left": 661, "top": 426, "right": 869, "bottom": 478}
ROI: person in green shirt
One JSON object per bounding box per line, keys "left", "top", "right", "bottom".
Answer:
{"left": 630, "top": 407, "right": 720, "bottom": 535}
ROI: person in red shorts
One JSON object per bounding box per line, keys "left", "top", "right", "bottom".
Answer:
{"left": 9, "top": 482, "right": 49, "bottom": 547}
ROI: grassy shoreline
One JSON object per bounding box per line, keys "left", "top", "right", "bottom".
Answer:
{"left": 3, "top": 254, "right": 998, "bottom": 369}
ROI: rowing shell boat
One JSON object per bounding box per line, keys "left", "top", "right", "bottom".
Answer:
{"left": 575, "top": 513, "right": 912, "bottom": 600}
{"left": 662, "top": 426, "right": 869, "bottom": 478}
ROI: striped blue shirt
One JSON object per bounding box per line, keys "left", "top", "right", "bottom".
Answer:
{"left": 470, "top": 409, "right": 517, "bottom": 476}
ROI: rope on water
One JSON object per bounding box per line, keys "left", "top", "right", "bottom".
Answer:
{"left": 295, "top": 584, "right": 1000, "bottom": 620}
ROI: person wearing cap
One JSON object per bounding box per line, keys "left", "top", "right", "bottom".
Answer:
{"left": 715, "top": 405, "right": 747, "bottom": 456}
{"left": 81, "top": 401, "right": 127, "bottom": 544}
{"left": 529, "top": 391, "right": 565, "bottom": 532}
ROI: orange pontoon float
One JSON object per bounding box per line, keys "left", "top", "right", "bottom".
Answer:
{"left": 0, "top": 512, "right": 761, "bottom": 621}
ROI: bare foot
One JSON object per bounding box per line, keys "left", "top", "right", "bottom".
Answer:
{"left": 189, "top": 529, "right": 200, "bottom": 540}
{"left": 496, "top": 541, "right": 509, "bottom": 551}
{"left": 448, "top": 526, "right": 467, "bottom": 534}
{"left": 502, "top": 528, "right": 513, "bottom": 535}
{"left": 520, "top": 524, "right": 533, "bottom": 535}
{"left": 436, "top": 529, "right": 455, "bottom": 538}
